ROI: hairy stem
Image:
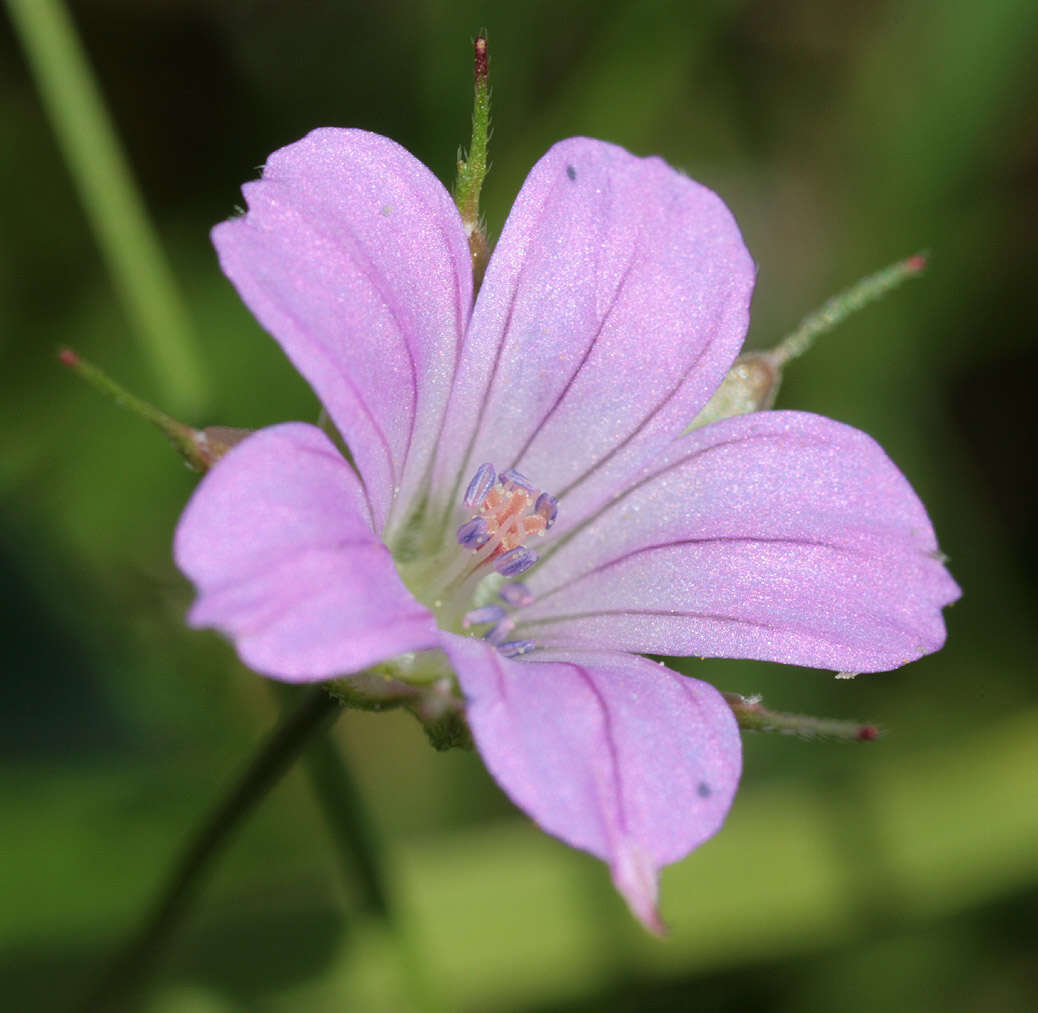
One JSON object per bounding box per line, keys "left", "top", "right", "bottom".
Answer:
{"left": 724, "top": 692, "right": 881, "bottom": 742}
{"left": 772, "top": 252, "right": 928, "bottom": 366}
{"left": 453, "top": 31, "right": 492, "bottom": 287}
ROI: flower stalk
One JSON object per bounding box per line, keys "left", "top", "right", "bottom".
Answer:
{"left": 690, "top": 252, "right": 928, "bottom": 429}
{"left": 58, "top": 347, "right": 249, "bottom": 470}
{"left": 63, "top": 348, "right": 440, "bottom": 1002}
{"left": 723, "top": 693, "right": 881, "bottom": 742}
{"left": 771, "top": 252, "right": 928, "bottom": 366}
{"left": 7, "top": 0, "right": 207, "bottom": 414}
{"left": 77, "top": 687, "right": 341, "bottom": 1012}
{"left": 453, "top": 32, "right": 492, "bottom": 287}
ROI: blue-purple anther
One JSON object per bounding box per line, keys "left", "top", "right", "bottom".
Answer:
{"left": 534, "top": 492, "right": 558, "bottom": 529}
{"left": 498, "top": 640, "right": 536, "bottom": 658}
{"left": 463, "top": 604, "right": 507, "bottom": 629}
{"left": 499, "top": 468, "right": 534, "bottom": 492}
{"left": 456, "top": 516, "right": 491, "bottom": 550}
{"left": 463, "top": 463, "right": 496, "bottom": 509}
{"left": 499, "top": 582, "right": 535, "bottom": 607}
{"left": 456, "top": 465, "right": 553, "bottom": 656}
{"left": 495, "top": 546, "right": 538, "bottom": 577}
{"left": 485, "top": 618, "right": 517, "bottom": 645}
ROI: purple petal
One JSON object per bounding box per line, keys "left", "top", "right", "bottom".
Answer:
{"left": 518, "top": 412, "right": 960, "bottom": 673}
{"left": 432, "top": 137, "right": 754, "bottom": 527}
{"left": 174, "top": 423, "right": 439, "bottom": 681}
{"left": 212, "top": 129, "right": 472, "bottom": 534}
{"left": 442, "top": 634, "right": 742, "bottom": 932}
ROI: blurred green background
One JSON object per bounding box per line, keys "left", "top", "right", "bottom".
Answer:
{"left": 2, "top": 1, "right": 1037, "bottom": 1010}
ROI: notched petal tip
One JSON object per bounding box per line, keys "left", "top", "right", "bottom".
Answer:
{"left": 211, "top": 127, "right": 473, "bottom": 534}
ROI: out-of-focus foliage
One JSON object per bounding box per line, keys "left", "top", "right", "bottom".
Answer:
{"left": 2, "top": 1, "right": 1036, "bottom": 1010}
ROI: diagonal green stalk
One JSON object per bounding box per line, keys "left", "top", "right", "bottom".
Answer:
{"left": 724, "top": 693, "right": 881, "bottom": 741}
{"left": 296, "top": 710, "right": 394, "bottom": 919}
{"left": 272, "top": 685, "right": 444, "bottom": 1013}
{"left": 7, "top": 0, "right": 206, "bottom": 414}
{"left": 772, "top": 252, "right": 928, "bottom": 366}
{"left": 76, "top": 687, "right": 341, "bottom": 1012}
{"left": 58, "top": 347, "right": 220, "bottom": 469}
{"left": 689, "top": 252, "right": 929, "bottom": 430}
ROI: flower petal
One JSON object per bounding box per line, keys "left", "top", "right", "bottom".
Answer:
{"left": 517, "top": 411, "right": 960, "bottom": 673}
{"left": 174, "top": 423, "right": 439, "bottom": 681}
{"left": 442, "top": 634, "right": 742, "bottom": 932}
{"left": 431, "top": 137, "right": 754, "bottom": 527}
{"left": 212, "top": 129, "right": 472, "bottom": 533}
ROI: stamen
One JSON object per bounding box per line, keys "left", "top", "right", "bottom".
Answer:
{"left": 485, "top": 618, "right": 516, "bottom": 645}
{"left": 534, "top": 492, "right": 558, "bottom": 529}
{"left": 499, "top": 468, "right": 534, "bottom": 492}
{"left": 464, "top": 463, "right": 496, "bottom": 508}
{"left": 463, "top": 604, "right": 506, "bottom": 629}
{"left": 447, "top": 467, "right": 557, "bottom": 649}
{"left": 499, "top": 582, "right": 535, "bottom": 607}
{"left": 495, "top": 546, "right": 538, "bottom": 577}
{"left": 457, "top": 516, "right": 490, "bottom": 549}
{"left": 499, "top": 640, "right": 535, "bottom": 658}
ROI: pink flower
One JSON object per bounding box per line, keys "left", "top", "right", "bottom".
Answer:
{"left": 174, "top": 130, "right": 958, "bottom": 931}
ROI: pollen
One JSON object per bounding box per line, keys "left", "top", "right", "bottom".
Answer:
{"left": 481, "top": 482, "right": 545, "bottom": 550}
{"left": 456, "top": 465, "right": 558, "bottom": 578}
{"left": 450, "top": 465, "right": 558, "bottom": 658}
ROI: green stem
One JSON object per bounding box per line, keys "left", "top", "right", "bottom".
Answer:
{"left": 301, "top": 739, "right": 442, "bottom": 1011}
{"left": 772, "top": 252, "right": 928, "bottom": 366}
{"left": 689, "top": 253, "right": 928, "bottom": 430}
{"left": 274, "top": 684, "right": 446, "bottom": 1012}
{"left": 7, "top": 0, "right": 206, "bottom": 414}
{"left": 58, "top": 348, "right": 249, "bottom": 470}
{"left": 271, "top": 684, "right": 391, "bottom": 918}
{"left": 58, "top": 347, "right": 203, "bottom": 466}
{"left": 453, "top": 32, "right": 492, "bottom": 288}
{"left": 724, "top": 693, "right": 881, "bottom": 742}
{"left": 77, "top": 687, "right": 340, "bottom": 1012}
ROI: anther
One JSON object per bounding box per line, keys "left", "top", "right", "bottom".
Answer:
{"left": 499, "top": 582, "right": 534, "bottom": 607}
{"left": 457, "top": 516, "right": 490, "bottom": 549}
{"left": 498, "top": 640, "right": 535, "bottom": 658}
{"left": 499, "top": 468, "right": 534, "bottom": 493}
{"left": 463, "top": 604, "right": 506, "bottom": 629}
{"left": 463, "top": 463, "right": 496, "bottom": 508}
{"left": 495, "top": 546, "right": 538, "bottom": 577}
{"left": 534, "top": 492, "right": 557, "bottom": 529}
{"left": 485, "top": 618, "right": 516, "bottom": 645}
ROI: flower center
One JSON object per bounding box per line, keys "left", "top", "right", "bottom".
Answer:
{"left": 456, "top": 464, "right": 557, "bottom": 575}
{"left": 397, "top": 463, "right": 557, "bottom": 656}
